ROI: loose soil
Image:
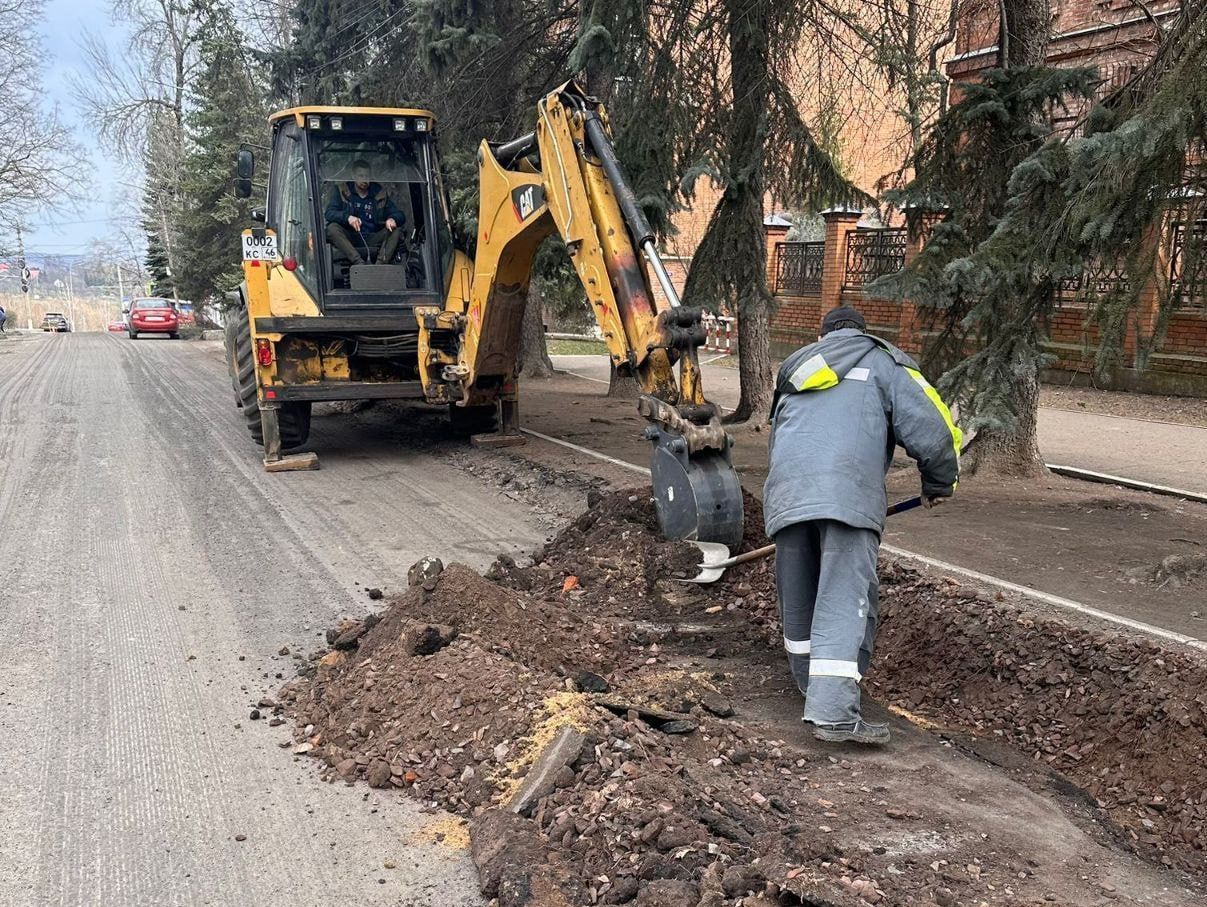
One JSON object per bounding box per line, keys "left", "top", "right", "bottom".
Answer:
{"left": 514, "top": 369, "right": 1207, "bottom": 639}
{"left": 281, "top": 489, "right": 1205, "bottom": 906}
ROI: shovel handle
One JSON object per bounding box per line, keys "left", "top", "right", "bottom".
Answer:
{"left": 886, "top": 495, "right": 923, "bottom": 516}
{"left": 723, "top": 497, "right": 921, "bottom": 569}
{"left": 720, "top": 543, "right": 777, "bottom": 569}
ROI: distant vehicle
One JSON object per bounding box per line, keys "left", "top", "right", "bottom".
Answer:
{"left": 107, "top": 320, "right": 127, "bottom": 333}
{"left": 41, "top": 313, "right": 71, "bottom": 333}
{"left": 128, "top": 297, "right": 180, "bottom": 339}
{"left": 175, "top": 302, "right": 196, "bottom": 326}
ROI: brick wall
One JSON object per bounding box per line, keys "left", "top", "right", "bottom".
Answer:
{"left": 765, "top": 221, "right": 1207, "bottom": 395}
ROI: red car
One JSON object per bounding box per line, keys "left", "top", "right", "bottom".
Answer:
{"left": 107, "top": 320, "right": 127, "bottom": 333}
{"left": 128, "top": 298, "right": 180, "bottom": 339}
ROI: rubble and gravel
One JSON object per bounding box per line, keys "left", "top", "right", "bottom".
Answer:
{"left": 280, "top": 489, "right": 1206, "bottom": 905}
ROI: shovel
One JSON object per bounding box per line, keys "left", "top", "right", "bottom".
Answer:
{"left": 680, "top": 496, "right": 924, "bottom": 584}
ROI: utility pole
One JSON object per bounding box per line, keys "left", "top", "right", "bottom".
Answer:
{"left": 67, "top": 260, "right": 76, "bottom": 331}
{"left": 157, "top": 192, "right": 180, "bottom": 302}
{"left": 16, "top": 225, "right": 31, "bottom": 329}
{"left": 116, "top": 261, "right": 125, "bottom": 315}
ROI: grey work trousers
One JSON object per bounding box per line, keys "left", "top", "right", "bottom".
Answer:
{"left": 773, "top": 519, "right": 880, "bottom": 726}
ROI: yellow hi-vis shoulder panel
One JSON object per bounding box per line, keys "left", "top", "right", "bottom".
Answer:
{"left": 905, "top": 368, "right": 964, "bottom": 462}
{"left": 787, "top": 353, "right": 839, "bottom": 391}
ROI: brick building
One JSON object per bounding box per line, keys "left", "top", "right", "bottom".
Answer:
{"left": 763, "top": 0, "right": 1207, "bottom": 394}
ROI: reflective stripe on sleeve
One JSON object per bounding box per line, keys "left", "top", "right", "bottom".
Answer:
{"left": 809, "top": 659, "right": 862, "bottom": 680}
{"left": 905, "top": 368, "right": 963, "bottom": 463}
{"left": 788, "top": 353, "right": 839, "bottom": 391}
{"left": 783, "top": 637, "right": 811, "bottom": 655}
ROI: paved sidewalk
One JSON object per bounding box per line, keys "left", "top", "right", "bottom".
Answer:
{"left": 551, "top": 355, "right": 1206, "bottom": 496}
{"left": 1037, "top": 408, "right": 1206, "bottom": 496}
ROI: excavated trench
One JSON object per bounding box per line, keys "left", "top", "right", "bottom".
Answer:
{"left": 278, "top": 488, "right": 1205, "bottom": 905}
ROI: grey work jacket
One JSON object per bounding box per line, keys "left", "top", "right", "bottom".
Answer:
{"left": 763, "top": 329, "right": 962, "bottom": 538}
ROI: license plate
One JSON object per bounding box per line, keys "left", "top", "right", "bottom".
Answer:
{"left": 242, "top": 232, "right": 279, "bottom": 262}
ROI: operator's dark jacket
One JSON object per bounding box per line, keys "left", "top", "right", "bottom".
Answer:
{"left": 324, "top": 182, "right": 404, "bottom": 235}
{"left": 764, "top": 328, "right": 962, "bottom": 538}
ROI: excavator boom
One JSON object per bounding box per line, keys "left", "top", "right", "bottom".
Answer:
{"left": 419, "top": 81, "right": 744, "bottom": 547}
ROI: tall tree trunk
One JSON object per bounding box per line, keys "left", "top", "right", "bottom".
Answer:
{"left": 998, "top": 0, "right": 1050, "bottom": 69}
{"left": 969, "top": 0, "right": 1051, "bottom": 476}
{"left": 518, "top": 281, "right": 554, "bottom": 378}
{"left": 731, "top": 301, "right": 772, "bottom": 422}
{"left": 963, "top": 369, "right": 1043, "bottom": 476}
{"left": 720, "top": 0, "right": 774, "bottom": 423}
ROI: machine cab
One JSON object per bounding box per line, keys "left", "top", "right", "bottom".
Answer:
{"left": 256, "top": 107, "right": 454, "bottom": 315}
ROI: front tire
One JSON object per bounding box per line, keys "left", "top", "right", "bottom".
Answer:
{"left": 128, "top": 331, "right": 138, "bottom": 340}
{"left": 232, "top": 307, "right": 310, "bottom": 448}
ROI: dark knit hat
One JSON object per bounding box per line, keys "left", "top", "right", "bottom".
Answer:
{"left": 820, "top": 305, "right": 867, "bottom": 335}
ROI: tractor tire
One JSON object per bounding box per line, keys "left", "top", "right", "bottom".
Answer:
{"left": 232, "top": 307, "right": 311, "bottom": 448}
{"left": 224, "top": 316, "right": 242, "bottom": 406}
{"left": 448, "top": 403, "right": 498, "bottom": 436}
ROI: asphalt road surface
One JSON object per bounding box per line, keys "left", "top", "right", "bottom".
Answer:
{"left": 0, "top": 332, "right": 552, "bottom": 906}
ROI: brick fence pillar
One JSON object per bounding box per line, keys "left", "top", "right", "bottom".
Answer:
{"left": 820, "top": 207, "right": 863, "bottom": 318}
{"left": 764, "top": 223, "right": 790, "bottom": 290}
{"left": 1124, "top": 216, "right": 1171, "bottom": 367}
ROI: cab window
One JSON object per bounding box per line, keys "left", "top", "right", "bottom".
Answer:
{"left": 269, "top": 123, "right": 319, "bottom": 296}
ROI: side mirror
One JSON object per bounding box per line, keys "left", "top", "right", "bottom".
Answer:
{"left": 251, "top": 207, "right": 266, "bottom": 223}
{"left": 235, "top": 149, "right": 254, "bottom": 198}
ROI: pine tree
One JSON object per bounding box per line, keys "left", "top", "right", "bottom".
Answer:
{"left": 880, "top": 1, "right": 1204, "bottom": 477}
{"left": 142, "top": 214, "right": 175, "bottom": 298}
{"left": 176, "top": 0, "right": 267, "bottom": 312}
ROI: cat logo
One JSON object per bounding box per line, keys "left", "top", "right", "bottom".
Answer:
{"left": 511, "top": 184, "right": 545, "bottom": 222}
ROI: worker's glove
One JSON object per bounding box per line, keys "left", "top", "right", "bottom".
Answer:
{"left": 348, "top": 215, "right": 362, "bottom": 231}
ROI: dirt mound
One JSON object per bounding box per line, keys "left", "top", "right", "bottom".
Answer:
{"left": 871, "top": 560, "right": 1207, "bottom": 871}
{"left": 488, "top": 488, "right": 705, "bottom": 613}
{"left": 281, "top": 489, "right": 1206, "bottom": 904}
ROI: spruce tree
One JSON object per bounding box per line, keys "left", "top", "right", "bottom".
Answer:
{"left": 176, "top": 0, "right": 267, "bottom": 313}
{"left": 881, "top": 1, "right": 1204, "bottom": 477}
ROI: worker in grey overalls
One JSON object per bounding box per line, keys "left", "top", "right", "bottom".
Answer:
{"left": 764, "top": 305, "right": 962, "bottom": 745}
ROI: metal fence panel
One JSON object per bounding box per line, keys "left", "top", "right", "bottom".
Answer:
{"left": 844, "top": 229, "right": 906, "bottom": 289}
{"left": 774, "top": 241, "right": 824, "bottom": 296}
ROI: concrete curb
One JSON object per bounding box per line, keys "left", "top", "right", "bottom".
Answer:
{"left": 1046, "top": 464, "right": 1207, "bottom": 505}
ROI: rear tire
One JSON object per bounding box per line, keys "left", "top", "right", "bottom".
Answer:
{"left": 232, "top": 306, "right": 311, "bottom": 448}
{"left": 169, "top": 332, "right": 180, "bottom": 340}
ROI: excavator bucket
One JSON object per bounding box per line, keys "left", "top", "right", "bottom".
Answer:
{"left": 646, "top": 425, "right": 744, "bottom": 549}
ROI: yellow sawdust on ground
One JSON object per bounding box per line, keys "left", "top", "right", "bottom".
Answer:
{"left": 494, "top": 691, "right": 596, "bottom": 801}
{"left": 405, "top": 814, "right": 471, "bottom": 850}
{"left": 887, "top": 703, "right": 947, "bottom": 731}
{"left": 622, "top": 667, "right": 726, "bottom": 701}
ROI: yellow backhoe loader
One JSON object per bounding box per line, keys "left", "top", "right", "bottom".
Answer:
{"left": 229, "top": 81, "right": 743, "bottom": 546}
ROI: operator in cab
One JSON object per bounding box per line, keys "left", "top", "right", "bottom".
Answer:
{"left": 324, "top": 159, "right": 405, "bottom": 265}
{"left": 764, "top": 305, "right": 962, "bottom": 746}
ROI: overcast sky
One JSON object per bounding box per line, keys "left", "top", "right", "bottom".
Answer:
{"left": 26, "top": 0, "right": 129, "bottom": 258}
